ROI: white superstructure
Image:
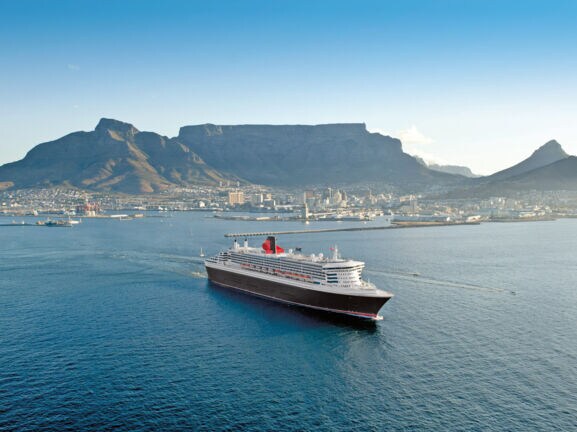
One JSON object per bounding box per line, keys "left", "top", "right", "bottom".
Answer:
{"left": 205, "top": 238, "right": 379, "bottom": 293}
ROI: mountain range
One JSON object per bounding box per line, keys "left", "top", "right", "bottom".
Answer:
{"left": 0, "top": 118, "right": 574, "bottom": 195}
{"left": 0, "top": 119, "right": 457, "bottom": 193}
{"left": 413, "top": 156, "right": 480, "bottom": 178}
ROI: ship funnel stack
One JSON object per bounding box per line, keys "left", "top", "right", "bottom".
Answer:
{"left": 262, "top": 236, "right": 285, "bottom": 254}
{"left": 268, "top": 236, "right": 276, "bottom": 254}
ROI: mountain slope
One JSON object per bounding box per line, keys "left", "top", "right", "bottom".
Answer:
{"left": 0, "top": 119, "right": 463, "bottom": 193}
{"left": 0, "top": 119, "right": 233, "bottom": 193}
{"left": 486, "top": 140, "right": 568, "bottom": 181}
{"left": 491, "top": 156, "right": 577, "bottom": 191}
{"left": 177, "top": 123, "right": 459, "bottom": 187}
{"left": 446, "top": 146, "right": 576, "bottom": 198}
{"left": 428, "top": 163, "right": 479, "bottom": 178}
{"left": 414, "top": 156, "right": 479, "bottom": 177}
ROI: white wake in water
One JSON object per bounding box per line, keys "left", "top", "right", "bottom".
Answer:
{"left": 109, "top": 250, "right": 513, "bottom": 293}
{"left": 365, "top": 269, "right": 515, "bottom": 294}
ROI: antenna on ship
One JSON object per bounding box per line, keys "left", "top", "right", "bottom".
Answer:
{"left": 332, "top": 245, "right": 339, "bottom": 260}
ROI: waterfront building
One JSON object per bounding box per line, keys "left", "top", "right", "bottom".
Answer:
{"left": 228, "top": 191, "right": 245, "bottom": 206}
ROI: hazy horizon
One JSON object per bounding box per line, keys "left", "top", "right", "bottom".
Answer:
{"left": 1, "top": 0, "right": 576, "bottom": 175}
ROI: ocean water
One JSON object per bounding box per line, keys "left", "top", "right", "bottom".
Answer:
{"left": 1, "top": 213, "right": 576, "bottom": 431}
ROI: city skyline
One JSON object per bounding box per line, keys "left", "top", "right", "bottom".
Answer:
{"left": 1, "top": 0, "right": 576, "bottom": 174}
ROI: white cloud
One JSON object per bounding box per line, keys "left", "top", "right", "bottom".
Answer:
{"left": 393, "top": 126, "right": 447, "bottom": 164}
{"left": 407, "top": 148, "right": 448, "bottom": 166}
{"left": 368, "top": 124, "right": 462, "bottom": 167}
{"left": 396, "top": 125, "right": 434, "bottom": 146}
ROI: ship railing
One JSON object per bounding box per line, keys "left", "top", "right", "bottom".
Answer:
{"left": 359, "top": 280, "right": 377, "bottom": 290}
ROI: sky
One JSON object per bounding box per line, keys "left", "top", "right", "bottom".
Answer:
{"left": 1, "top": 0, "right": 576, "bottom": 175}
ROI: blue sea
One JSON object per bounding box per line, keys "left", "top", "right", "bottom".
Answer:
{"left": 1, "top": 213, "right": 576, "bottom": 431}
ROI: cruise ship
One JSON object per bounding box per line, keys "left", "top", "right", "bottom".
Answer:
{"left": 205, "top": 236, "right": 393, "bottom": 320}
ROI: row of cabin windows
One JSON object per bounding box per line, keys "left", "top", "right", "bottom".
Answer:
{"left": 232, "top": 259, "right": 324, "bottom": 273}
{"left": 229, "top": 260, "right": 325, "bottom": 280}
{"left": 232, "top": 253, "right": 325, "bottom": 269}
{"left": 227, "top": 254, "right": 362, "bottom": 282}
{"left": 228, "top": 256, "right": 362, "bottom": 279}
{"left": 232, "top": 264, "right": 324, "bottom": 279}
{"left": 228, "top": 257, "right": 325, "bottom": 277}
{"left": 326, "top": 272, "right": 339, "bottom": 284}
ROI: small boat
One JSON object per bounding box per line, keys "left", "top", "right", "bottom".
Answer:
{"left": 45, "top": 220, "right": 73, "bottom": 227}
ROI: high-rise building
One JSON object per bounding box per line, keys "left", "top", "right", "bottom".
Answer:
{"left": 228, "top": 191, "right": 245, "bottom": 206}
{"left": 251, "top": 193, "right": 264, "bottom": 205}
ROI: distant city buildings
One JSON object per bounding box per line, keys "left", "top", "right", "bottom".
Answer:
{"left": 75, "top": 202, "right": 100, "bottom": 216}
{"left": 1, "top": 185, "right": 577, "bottom": 222}
{"left": 228, "top": 191, "right": 245, "bottom": 206}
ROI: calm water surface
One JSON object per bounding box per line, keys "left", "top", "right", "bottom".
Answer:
{"left": 1, "top": 213, "right": 576, "bottom": 431}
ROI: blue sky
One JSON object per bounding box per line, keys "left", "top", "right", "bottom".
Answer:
{"left": 1, "top": 0, "right": 576, "bottom": 174}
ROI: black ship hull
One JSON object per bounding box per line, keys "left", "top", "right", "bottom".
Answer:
{"left": 206, "top": 265, "right": 391, "bottom": 319}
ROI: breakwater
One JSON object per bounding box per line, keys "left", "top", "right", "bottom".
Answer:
{"left": 224, "top": 221, "right": 479, "bottom": 237}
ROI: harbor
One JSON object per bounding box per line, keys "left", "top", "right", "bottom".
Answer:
{"left": 0, "top": 213, "right": 146, "bottom": 227}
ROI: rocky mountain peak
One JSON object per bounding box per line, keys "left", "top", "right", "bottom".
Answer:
{"left": 486, "top": 139, "right": 570, "bottom": 182}
{"left": 531, "top": 139, "right": 568, "bottom": 159}
{"left": 95, "top": 118, "right": 139, "bottom": 138}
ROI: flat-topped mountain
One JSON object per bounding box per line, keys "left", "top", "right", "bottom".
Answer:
{"left": 0, "top": 119, "right": 461, "bottom": 193}
{"left": 177, "top": 123, "right": 457, "bottom": 187}
{"left": 0, "top": 119, "right": 233, "bottom": 194}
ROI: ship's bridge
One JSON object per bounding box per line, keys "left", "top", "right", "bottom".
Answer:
{"left": 322, "top": 261, "right": 365, "bottom": 287}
